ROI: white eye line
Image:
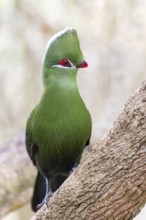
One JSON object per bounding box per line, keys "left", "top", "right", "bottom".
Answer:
{"left": 52, "top": 64, "right": 74, "bottom": 69}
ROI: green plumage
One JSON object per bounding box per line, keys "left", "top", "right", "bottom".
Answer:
{"left": 25, "top": 27, "right": 92, "bottom": 211}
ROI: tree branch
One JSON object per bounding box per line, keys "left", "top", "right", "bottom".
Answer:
{"left": 0, "top": 132, "right": 36, "bottom": 218}
{"left": 32, "top": 80, "right": 146, "bottom": 220}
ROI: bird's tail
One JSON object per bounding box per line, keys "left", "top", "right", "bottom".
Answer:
{"left": 31, "top": 171, "right": 46, "bottom": 212}
{"left": 31, "top": 171, "right": 69, "bottom": 212}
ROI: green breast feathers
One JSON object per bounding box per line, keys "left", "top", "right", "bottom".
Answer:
{"left": 25, "top": 27, "right": 92, "bottom": 212}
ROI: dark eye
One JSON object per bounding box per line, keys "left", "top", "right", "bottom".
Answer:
{"left": 59, "top": 58, "right": 72, "bottom": 67}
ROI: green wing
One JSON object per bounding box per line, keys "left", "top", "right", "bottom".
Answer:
{"left": 25, "top": 108, "right": 37, "bottom": 166}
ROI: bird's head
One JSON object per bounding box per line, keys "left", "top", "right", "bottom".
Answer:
{"left": 42, "top": 27, "right": 88, "bottom": 87}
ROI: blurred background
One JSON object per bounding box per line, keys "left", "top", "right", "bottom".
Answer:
{"left": 1, "top": 0, "right": 146, "bottom": 219}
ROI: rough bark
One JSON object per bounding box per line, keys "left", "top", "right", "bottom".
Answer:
{"left": 0, "top": 132, "right": 36, "bottom": 218}
{"left": 32, "top": 80, "right": 146, "bottom": 220}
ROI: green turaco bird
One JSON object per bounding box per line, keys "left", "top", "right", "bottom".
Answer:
{"left": 25, "top": 27, "right": 92, "bottom": 212}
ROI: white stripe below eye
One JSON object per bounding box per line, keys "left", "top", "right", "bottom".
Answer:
{"left": 52, "top": 64, "right": 74, "bottom": 69}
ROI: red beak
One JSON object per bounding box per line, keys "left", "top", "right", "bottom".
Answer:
{"left": 76, "top": 60, "right": 88, "bottom": 68}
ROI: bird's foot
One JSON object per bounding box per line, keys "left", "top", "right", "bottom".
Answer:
{"left": 36, "top": 191, "right": 53, "bottom": 210}
{"left": 69, "top": 164, "right": 78, "bottom": 175}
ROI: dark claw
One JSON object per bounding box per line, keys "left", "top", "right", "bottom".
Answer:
{"left": 69, "top": 163, "right": 78, "bottom": 175}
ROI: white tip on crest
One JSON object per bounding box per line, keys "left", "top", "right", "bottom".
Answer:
{"left": 42, "top": 27, "right": 75, "bottom": 64}
{"left": 46, "top": 27, "right": 75, "bottom": 51}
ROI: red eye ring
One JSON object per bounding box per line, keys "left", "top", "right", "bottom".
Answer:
{"left": 59, "top": 58, "right": 72, "bottom": 67}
